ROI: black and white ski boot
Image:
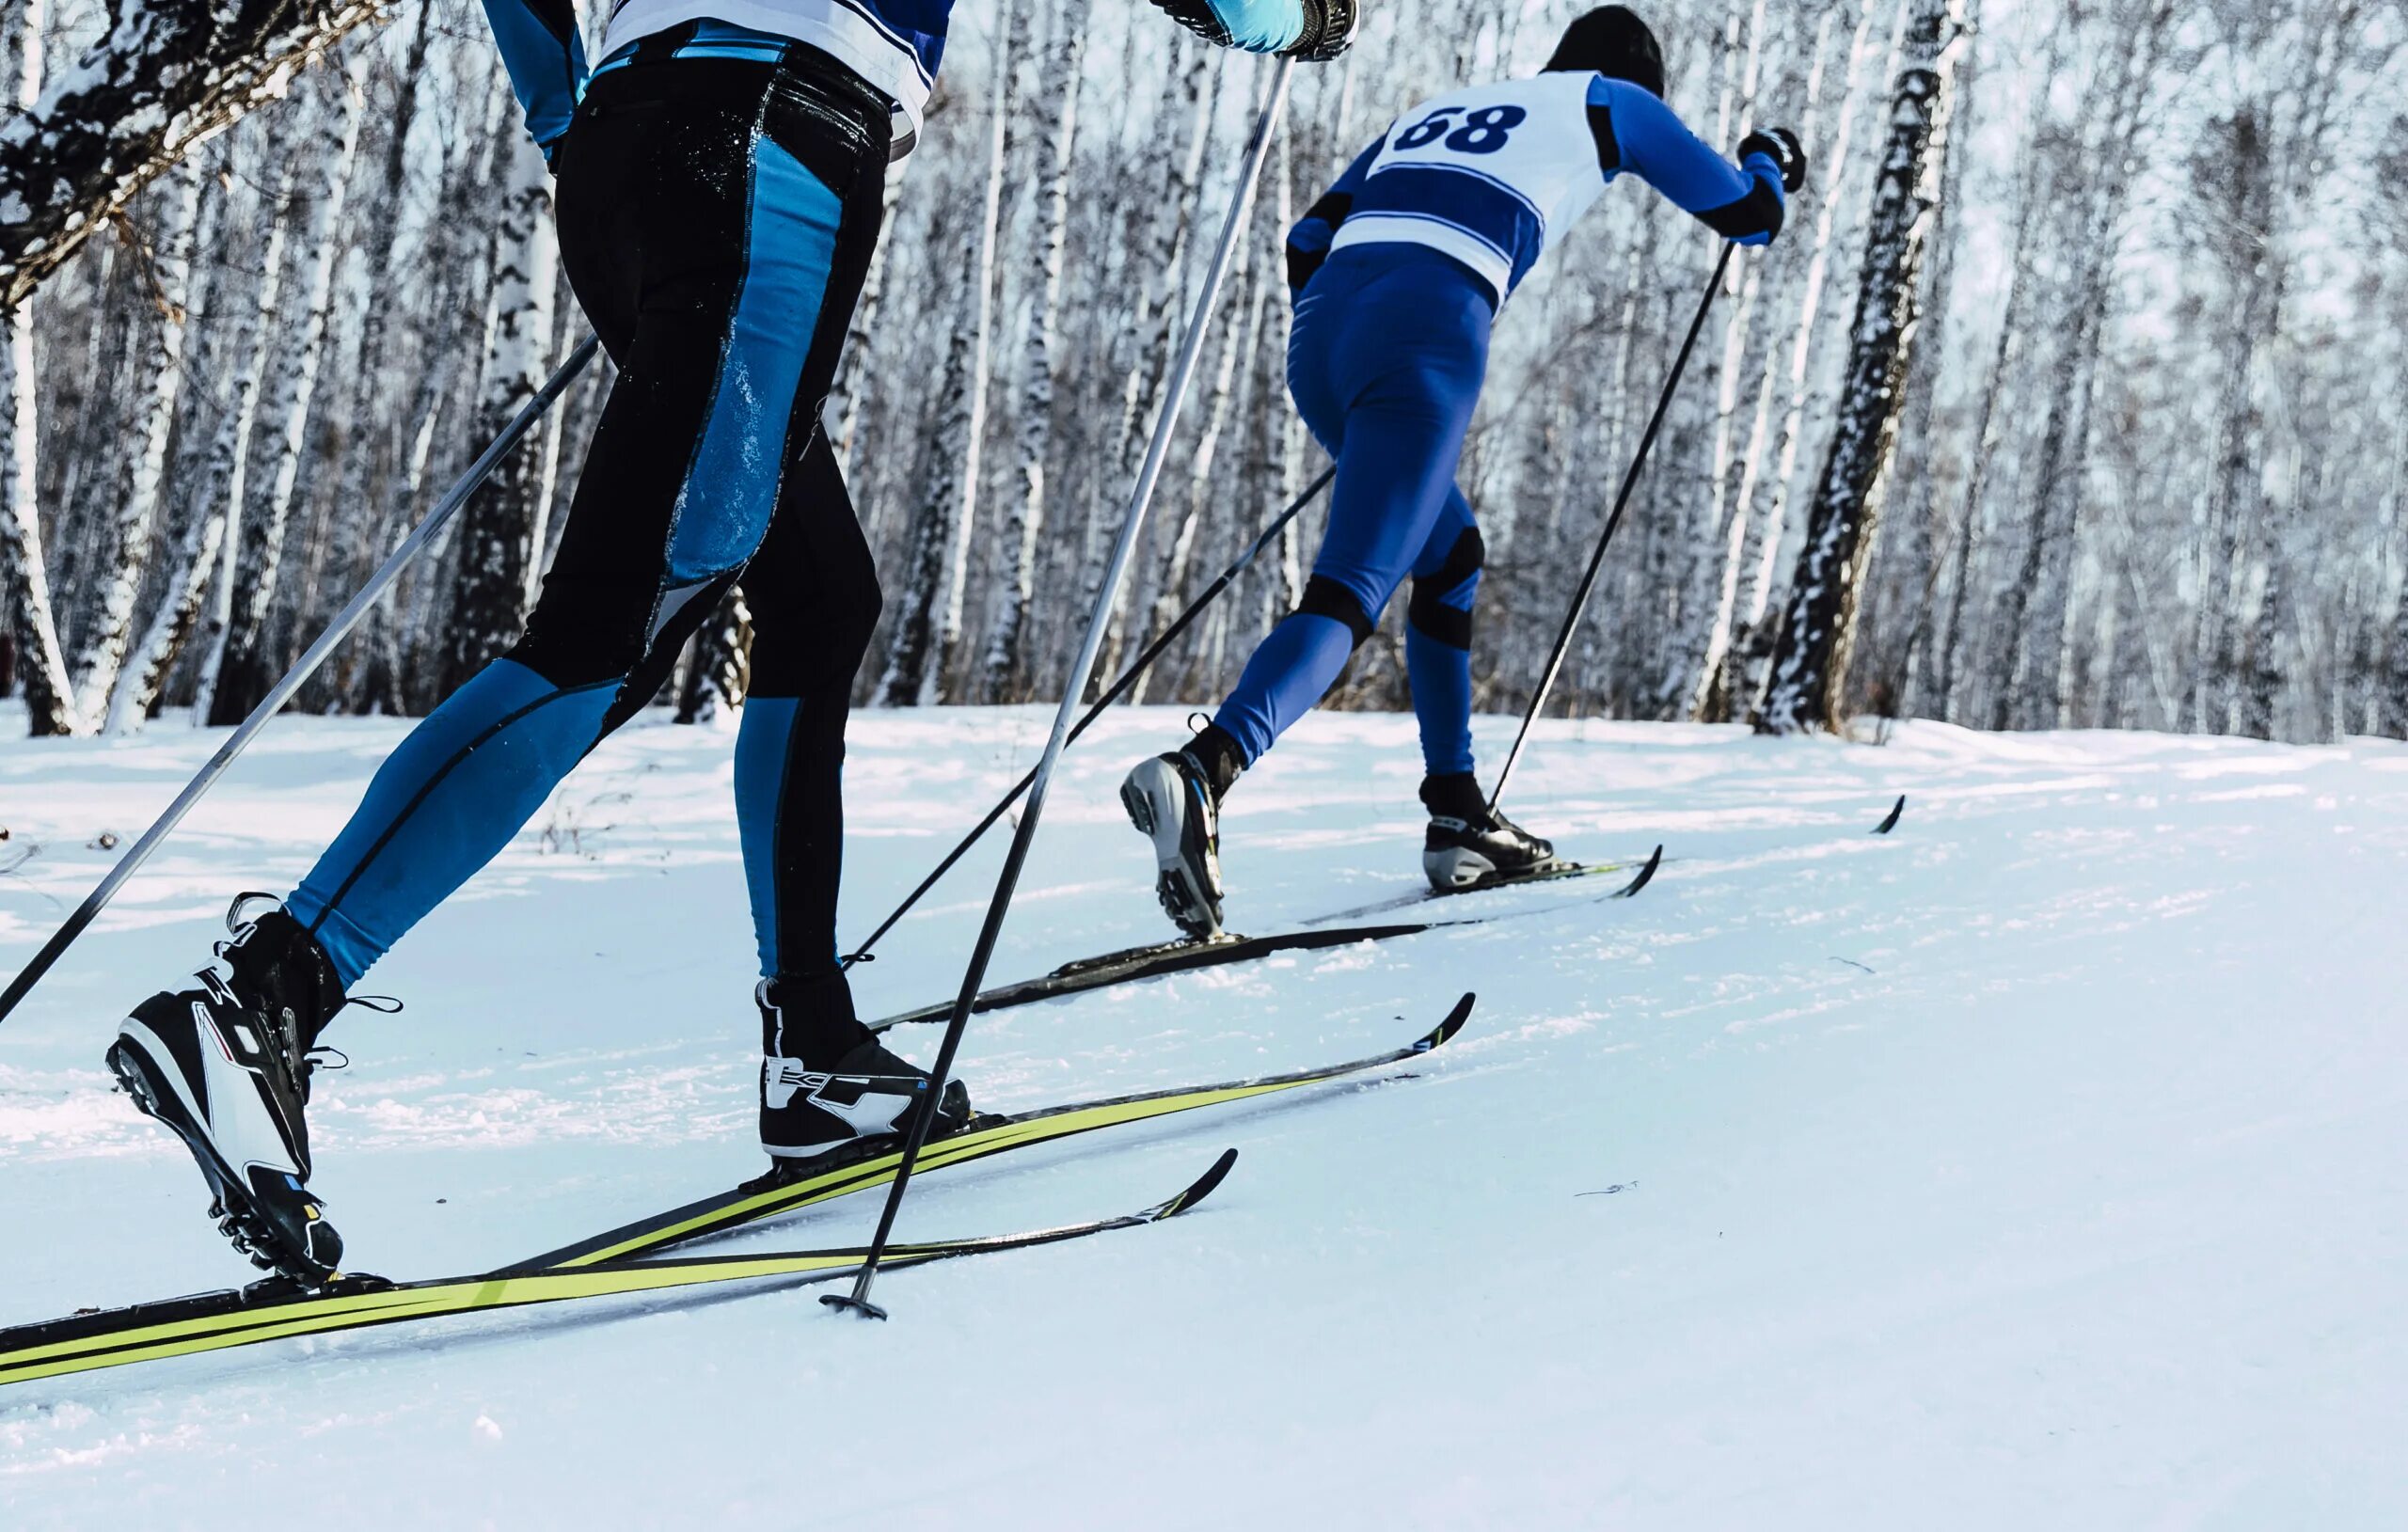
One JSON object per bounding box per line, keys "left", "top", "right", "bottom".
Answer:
{"left": 755, "top": 975, "right": 971, "bottom": 1177}
{"left": 1119, "top": 724, "right": 1244, "bottom": 940}
{"left": 106, "top": 896, "right": 353, "bottom": 1285}
{"left": 1419, "top": 772, "right": 1562, "bottom": 890}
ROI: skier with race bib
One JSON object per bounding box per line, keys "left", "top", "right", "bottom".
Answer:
{"left": 103, "top": 0, "right": 1358, "bottom": 1285}
{"left": 1122, "top": 5, "right": 1805, "bottom": 938}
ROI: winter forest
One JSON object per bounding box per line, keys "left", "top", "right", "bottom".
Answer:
{"left": 0, "top": 0, "right": 2403, "bottom": 747}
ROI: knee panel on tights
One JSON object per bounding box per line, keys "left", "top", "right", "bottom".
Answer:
{"left": 1407, "top": 527, "right": 1485, "bottom": 651}
{"left": 1297, "top": 574, "right": 1378, "bottom": 647}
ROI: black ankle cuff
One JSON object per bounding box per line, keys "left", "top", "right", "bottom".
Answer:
{"left": 230, "top": 910, "right": 351, "bottom": 1047}
{"left": 1419, "top": 771, "right": 1490, "bottom": 824}
{"left": 760, "top": 972, "right": 873, "bottom": 1069}
{"left": 1183, "top": 723, "right": 1247, "bottom": 804}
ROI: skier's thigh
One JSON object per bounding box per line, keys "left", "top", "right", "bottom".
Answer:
{"left": 749, "top": 433, "right": 882, "bottom": 696}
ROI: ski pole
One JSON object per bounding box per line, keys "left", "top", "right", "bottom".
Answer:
{"left": 0, "top": 333, "right": 602, "bottom": 1028}
{"left": 822, "top": 57, "right": 1296, "bottom": 1320}
{"left": 1485, "top": 245, "right": 1734, "bottom": 814}
{"left": 842, "top": 464, "right": 1332, "bottom": 969}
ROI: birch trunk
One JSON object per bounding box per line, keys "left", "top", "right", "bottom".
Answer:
{"left": 1988, "top": 3, "right": 2169, "bottom": 731}
{"left": 0, "top": 0, "right": 81, "bottom": 734}
{"left": 1757, "top": 0, "right": 1969, "bottom": 734}
{"left": 70, "top": 160, "right": 202, "bottom": 719}
{"left": 110, "top": 159, "right": 278, "bottom": 732}
{"left": 979, "top": 0, "right": 1084, "bottom": 703}
{"left": 879, "top": 40, "right": 1009, "bottom": 706}
{"left": 1705, "top": 0, "right": 1879, "bottom": 719}
{"left": 0, "top": 0, "right": 387, "bottom": 308}
{"left": 205, "top": 55, "right": 369, "bottom": 724}
{"left": 1089, "top": 40, "right": 1216, "bottom": 680}
{"left": 1133, "top": 235, "right": 1259, "bottom": 704}
{"left": 317, "top": 0, "right": 434, "bottom": 654}
{"left": 1931, "top": 179, "right": 2037, "bottom": 722}
{"left": 440, "top": 120, "right": 560, "bottom": 693}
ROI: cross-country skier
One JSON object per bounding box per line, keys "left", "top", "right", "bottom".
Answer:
{"left": 1121, "top": 6, "right": 1804, "bottom": 937}
{"left": 103, "top": 0, "right": 1358, "bottom": 1285}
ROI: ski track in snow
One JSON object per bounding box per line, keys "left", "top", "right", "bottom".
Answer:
{"left": 1, "top": 705, "right": 2403, "bottom": 1528}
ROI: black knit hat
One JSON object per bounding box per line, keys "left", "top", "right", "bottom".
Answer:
{"left": 1544, "top": 6, "right": 1668, "bottom": 99}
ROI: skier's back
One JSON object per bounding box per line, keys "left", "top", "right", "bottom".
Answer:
{"left": 1124, "top": 6, "right": 1807, "bottom": 936}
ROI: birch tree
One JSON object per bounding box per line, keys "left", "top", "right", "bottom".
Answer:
{"left": 1758, "top": 0, "right": 1971, "bottom": 734}
{"left": 879, "top": 50, "right": 1010, "bottom": 706}
{"left": 0, "top": 0, "right": 78, "bottom": 734}
{"left": 0, "top": 0, "right": 388, "bottom": 308}
{"left": 205, "top": 55, "right": 369, "bottom": 723}
{"left": 70, "top": 160, "right": 201, "bottom": 719}
{"left": 979, "top": 0, "right": 1084, "bottom": 703}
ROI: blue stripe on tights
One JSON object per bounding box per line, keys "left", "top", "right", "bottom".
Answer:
{"left": 287, "top": 659, "right": 616, "bottom": 988}
{"left": 668, "top": 137, "right": 841, "bottom": 583}
{"left": 734, "top": 694, "right": 802, "bottom": 975}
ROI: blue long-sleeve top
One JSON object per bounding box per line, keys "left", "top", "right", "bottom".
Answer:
{"left": 1289, "top": 74, "right": 1787, "bottom": 294}
{"left": 482, "top": 0, "right": 588, "bottom": 158}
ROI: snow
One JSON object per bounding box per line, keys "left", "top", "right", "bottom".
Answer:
{"left": 2, "top": 703, "right": 2404, "bottom": 1528}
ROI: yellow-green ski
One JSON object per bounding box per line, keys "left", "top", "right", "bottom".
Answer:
{"left": 0, "top": 1152, "right": 1237, "bottom": 1387}
{"left": 529, "top": 992, "right": 1474, "bottom": 1268}
{"left": 0, "top": 995, "right": 1474, "bottom": 1388}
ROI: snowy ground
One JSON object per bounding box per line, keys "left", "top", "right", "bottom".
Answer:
{"left": 1, "top": 702, "right": 2402, "bottom": 1528}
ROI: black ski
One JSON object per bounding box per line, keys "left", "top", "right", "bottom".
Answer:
{"left": 869, "top": 921, "right": 1437, "bottom": 1031}
{"left": 1301, "top": 844, "right": 1664, "bottom": 925}
{"left": 863, "top": 851, "right": 1657, "bottom": 1034}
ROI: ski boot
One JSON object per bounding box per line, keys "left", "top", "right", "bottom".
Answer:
{"left": 753, "top": 974, "right": 972, "bottom": 1180}
{"left": 1119, "top": 723, "right": 1244, "bottom": 940}
{"left": 1419, "top": 772, "right": 1563, "bottom": 890}
{"left": 106, "top": 896, "right": 352, "bottom": 1285}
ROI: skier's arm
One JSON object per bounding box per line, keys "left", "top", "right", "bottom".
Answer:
{"left": 1588, "top": 77, "right": 1788, "bottom": 245}
{"left": 1286, "top": 135, "right": 1383, "bottom": 293}
{"left": 1148, "top": 0, "right": 1358, "bottom": 60}
{"left": 480, "top": 0, "right": 590, "bottom": 161}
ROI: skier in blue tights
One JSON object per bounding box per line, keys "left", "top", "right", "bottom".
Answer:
{"left": 1123, "top": 6, "right": 1805, "bottom": 938}
{"left": 104, "top": 0, "right": 1358, "bottom": 1285}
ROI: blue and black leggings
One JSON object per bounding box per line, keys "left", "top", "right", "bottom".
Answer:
{"left": 287, "top": 39, "right": 889, "bottom": 1023}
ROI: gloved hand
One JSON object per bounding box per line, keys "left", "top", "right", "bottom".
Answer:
{"left": 1736, "top": 127, "right": 1807, "bottom": 194}
{"left": 1149, "top": 0, "right": 1358, "bottom": 60}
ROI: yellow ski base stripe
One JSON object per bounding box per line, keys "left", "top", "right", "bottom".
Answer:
{"left": 0, "top": 1251, "right": 894, "bottom": 1385}
{"left": 552, "top": 1079, "right": 1305, "bottom": 1268}
{"left": 0, "top": 1148, "right": 1246, "bottom": 1388}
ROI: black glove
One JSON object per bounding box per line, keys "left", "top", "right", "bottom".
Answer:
{"left": 1290, "top": 0, "right": 1358, "bottom": 60}
{"left": 1737, "top": 127, "right": 1807, "bottom": 194}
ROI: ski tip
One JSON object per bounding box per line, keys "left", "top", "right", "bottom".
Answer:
{"left": 1874, "top": 795, "right": 1907, "bottom": 835}
{"left": 1613, "top": 845, "right": 1664, "bottom": 899}
{"left": 1418, "top": 992, "right": 1477, "bottom": 1053}
{"left": 1154, "top": 1147, "right": 1241, "bottom": 1219}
